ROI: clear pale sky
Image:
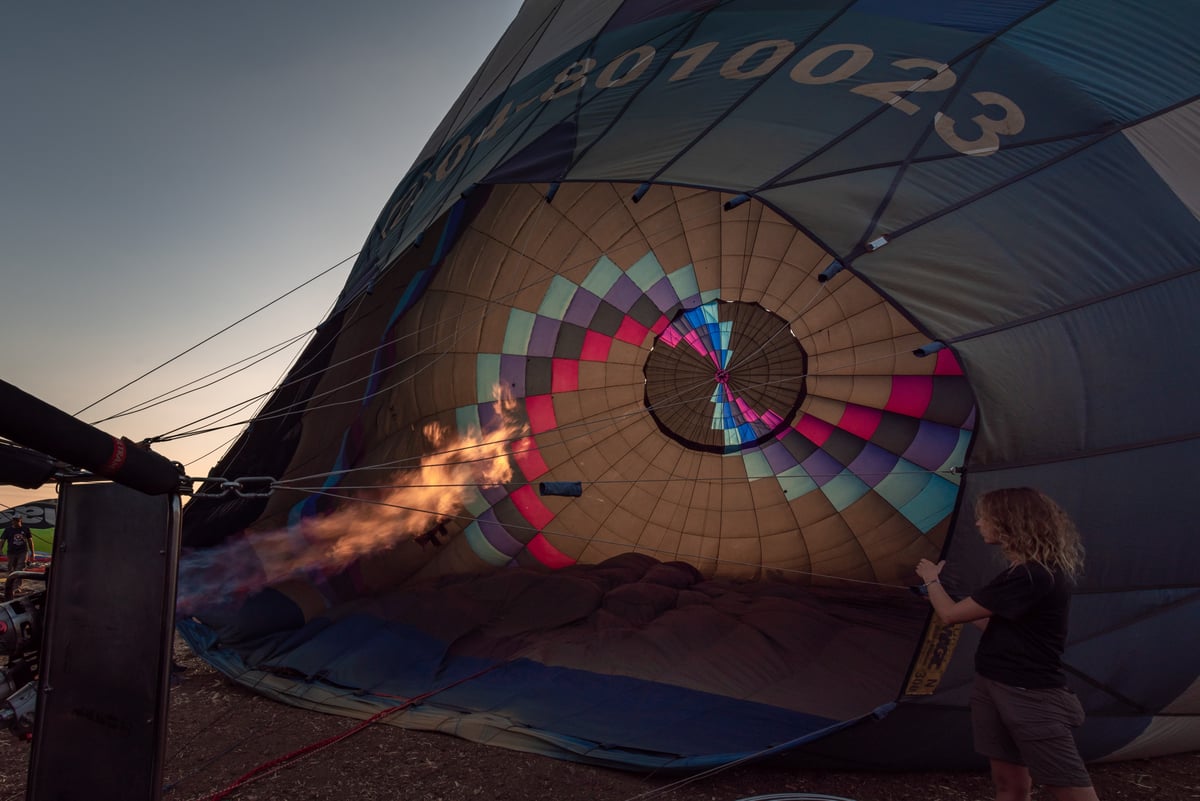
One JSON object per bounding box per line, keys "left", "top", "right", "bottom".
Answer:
{"left": 1, "top": 1, "right": 523, "bottom": 511}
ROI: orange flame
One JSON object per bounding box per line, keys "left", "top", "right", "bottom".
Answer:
{"left": 178, "top": 386, "right": 529, "bottom": 611}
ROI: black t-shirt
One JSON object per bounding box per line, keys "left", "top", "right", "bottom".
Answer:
{"left": 2, "top": 525, "right": 30, "bottom": 552}
{"left": 971, "top": 563, "right": 1071, "bottom": 689}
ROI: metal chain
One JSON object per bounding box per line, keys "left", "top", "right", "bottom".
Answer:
{"left": 188, "top": 476, "right": 277, "bottom": 499}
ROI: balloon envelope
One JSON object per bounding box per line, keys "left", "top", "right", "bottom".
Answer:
{"left": 181, "top": 0, "right": 1200, "bottom": 770}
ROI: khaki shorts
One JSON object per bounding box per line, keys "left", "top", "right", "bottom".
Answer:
{"left": 971, "top": 674, "right": 1091, "bottom": 788}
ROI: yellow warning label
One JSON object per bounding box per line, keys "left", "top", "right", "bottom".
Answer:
{"left": 903, "top": 616, "right": 963, "bottom": 697}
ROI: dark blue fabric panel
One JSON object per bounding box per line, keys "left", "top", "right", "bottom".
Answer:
{"left": 605, "top": 0, "right": 715, "bottom": 32}
{"left": 446, "top": 659, "right": 836, "bottom": 756}
{"left": 484, "top": 120, "right": 579, "bottom": 184}
{"left": 846, "top": 138, "right": 1200, "bottom": 337}
{"left": 180, "top": 613, "right": 838, "bottom": 761}
{"left": 851, "top": 0, "right": 1045, "bottom": 35}
{"left": 1008, "top": 0, "right": 1200, "bottom": 119}
{"left": 269, "top": 615, "right": 457, "bottom": 689}
{"left": 1072, "top": 714, "right": 1157, "bottom": 763}
{"left": 1066, "top": 592, "right": 1200, "bottom": 714}
{"left": 936, "top": 276, "right": 1200, "bottom": 476}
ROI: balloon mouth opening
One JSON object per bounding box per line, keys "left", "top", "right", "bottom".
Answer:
{"left": 643, "top": 299, "right": 807, "bottom": 454}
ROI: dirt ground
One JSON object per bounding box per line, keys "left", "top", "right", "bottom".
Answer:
{"left": 0, "top": 635, "right": 1195, "bottom": 801}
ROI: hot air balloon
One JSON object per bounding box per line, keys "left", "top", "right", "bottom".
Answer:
{"left": 180, "top": 0, "right": 1200, "bottom": 771}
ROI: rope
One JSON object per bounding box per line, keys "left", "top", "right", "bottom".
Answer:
{"left": 76, "top": 253, "right": 356, "bottom": 419}
{"left": 150, "top": 196, "right": 575, "bottom": 442}
{"left": 190, "top": 662, "right": 504, "bottom": 801}
{"left": 280, "top": 466, "right": 958, "bottom": 491}
{"left": 301, "top": 486, "right": 914, "bottom": 593}
{"left": 146, "top": 287, "right": 374, "bottom": 444}
{"left": 152, "top": 180, "right": 914, "bottom": 458}
{"left": 151, "top": 188, "right": 739, "bottom": 444}
{"left": 268, "top": 339, "right": 946, "bottom": 484}
{"left": 197, "top": 707, "right": 399, "bottom": 801}
{"left": 91, "top": 328, "right": 314, "bottom": 426}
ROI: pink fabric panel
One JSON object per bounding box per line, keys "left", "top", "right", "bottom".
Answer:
{"left": 526, "top": 532, "right": 576, "bottom": 568}
{"left": 581, "top": 330, "right": 613, "bottom": 361}
{"left": 524, "top": 394, "right": 557, "bottom": 435}
{"left": 512, "top": 436, "right": 549, "bottom": 481}
{"left": 510, "top": 484, "right": 556, "bottom": 530}
{"left": 615, "top": 315, "right": 650, "bottom": 345}
{"left": 552, "top": 358, "right": 579, "bottom": 393}
{"left": 734, "top": 397, "right": 759, "bottom": 422}
{"left": 794, "top": 414, "right": 834, "bottom": 446}
{"left": 935, "top": 347, "right": 964, "bottom": 376}
{"left": 885, "top": 375, "right": 933, "bottom": 417}
{"left": 839, "top": 404, "right": 882, "bottom": 440}
{"left": 682, "top": 328, "right": 710, "bottom": 359}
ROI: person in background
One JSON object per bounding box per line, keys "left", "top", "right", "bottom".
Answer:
{"left": 916, "top": 487, "right": 1099, "bottom": 801}
{"left": 0, "top": 514, "right": 32, "bottom": 594}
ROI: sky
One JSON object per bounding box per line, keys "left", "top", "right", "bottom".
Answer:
{"left": 0, "top": 1, "right": 524, "bottom": 512}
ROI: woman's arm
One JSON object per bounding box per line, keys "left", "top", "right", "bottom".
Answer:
{"left": 916, "top": 558, "right": 993, "bottom": 627}
{"left": 925, "top": 581, "right": 992, "bottom": 626}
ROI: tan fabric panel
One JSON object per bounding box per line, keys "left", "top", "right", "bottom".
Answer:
{"left": 845, "top": 504, "right": 927, "bottom": 580}
{"left": 716, "top": 530, "right": 764, "bottom": 572}
{"left": 800, "top": 395, "right": 847, "bottom": 425}
{"left": 759, "top": 528, "right": 811, "bottom": 574}
{"left": 801, "top": 515, "right": 877, "bottom": 582}
{"left": 807, "top": 374, "right": 893, "bottom": 409}
{"left": 674, "top": 531, "right": 721, "bottom": 573}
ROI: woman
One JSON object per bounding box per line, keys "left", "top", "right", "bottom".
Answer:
{"left": 916, "top": 487, "right": 1099, "bottom": 801}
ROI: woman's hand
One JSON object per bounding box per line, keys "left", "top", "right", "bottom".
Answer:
{"left": 915, "top": 558, "right": 945, "bottom": 585}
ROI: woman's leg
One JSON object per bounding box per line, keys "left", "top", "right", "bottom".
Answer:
{"left": 990, "top": 758, "right": 1032, "bottom": 801}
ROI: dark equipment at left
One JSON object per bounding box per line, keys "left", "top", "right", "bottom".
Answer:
{"left": 0, "top": 445, "right": 58, "bottom": 491}
{"left": 0, "top": 379, "right": 184, "bottom": 496}
{"left": 0, "top": 378, "right": 185, "bottom": 801}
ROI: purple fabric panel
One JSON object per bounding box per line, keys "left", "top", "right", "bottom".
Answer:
{"left": 762, "top": 441, "right": 799, "bottom": 473}
{"left": 481, "top": 483, "right": 508, "bottom": 507}
{"left": 646, "top": 276, "right": 681, "bottom": 312}
{"left": 477, "top": 401, "right": 501, "bottom": 434}
{"left": 499, "top": 355, "right": 528, "bottom": 398}
{"left": 802, "top": 447, "right": 844, "bottom": 488}
{"left": 901, "top": 421, "right": 961, "bottom": 471}
{"left": 564, "top": 288, "right": 603, "bottom": 327}
{"left": 604, "top": 273, "right": 644, "bottom": 312}
{"left": 477, "top": 508, "right": 523, "bottom": 557}
{"left": 847, "top": 444, "right": 901, "bottom": 489}
{"left": 528, "top": 315, "right": 561, "bottom": 358}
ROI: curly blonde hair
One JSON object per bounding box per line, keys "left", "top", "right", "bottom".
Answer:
{"left": 975, "top": 487, "right": 1085, "bottom": 578}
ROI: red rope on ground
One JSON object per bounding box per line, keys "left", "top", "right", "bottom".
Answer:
{"left": 200, "top": 662, "right": 504, "bottom": 801}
